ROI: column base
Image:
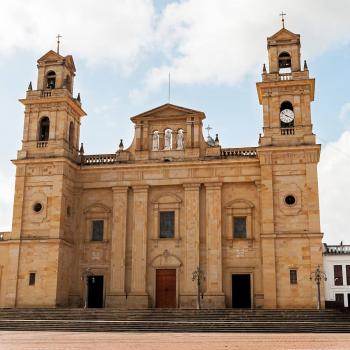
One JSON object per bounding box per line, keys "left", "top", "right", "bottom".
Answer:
{"left": 179, "top": 294, "right": 198, "bottom": 308}
{"left": 202, "top": 293, "right": 226, "bottom": 309}
{"left": 125, "top": 293, "right": 149, "bottom": 309}
{"left": 105, "top": 294, "right": 128, "bottom": 308}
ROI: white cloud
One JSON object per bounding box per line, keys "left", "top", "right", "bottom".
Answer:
{"left": 144, "top": 0, "right": 350, "bottom": 89}
{"left": 339, "top": 103, "right": 350, "bottom": 121}
{"left": 0, "top": 0, "right": 155, "bottom": 70}
{"left": 319, "top": 131, "right": 350, "bottom": 244}
{"left": 0, "top": 172, "right": 15, "bottom": 232}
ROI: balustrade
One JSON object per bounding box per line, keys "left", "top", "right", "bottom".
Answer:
{"left": 37, "top": 141, "right": 48, "bottom": 148}
{"left": 280, "top": 128, "right": 295, "bottom": 135}
{"left": 220, "top": 147, "right": 257, "bottom": 158}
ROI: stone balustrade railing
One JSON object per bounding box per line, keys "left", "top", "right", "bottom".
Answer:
{"left": 221, "top": 147, "right": 257, "bottom": 158}
{"left": 324, "top": 245, "right": 350, "bottom": 255}
{"left": 81, "top": 154, "right": 118, "bottom": 165}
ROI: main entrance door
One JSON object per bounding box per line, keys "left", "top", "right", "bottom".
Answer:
{"left": 156, "top": 269, "right": 176, "bottom": 308}
{"left": 232, "top": 274, "right": 251, "bottom": 308}
{"left": 87, "top": 275, "right": 104, "bottom": 308}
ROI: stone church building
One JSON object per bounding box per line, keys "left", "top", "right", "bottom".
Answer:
{"left": 0, "top": 27, "right": 324, "bottom": 309}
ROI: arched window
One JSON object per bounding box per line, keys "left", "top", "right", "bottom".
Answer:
{"left": 38, "top": 117, "right": 50, "bottom": 141}
{"left": 164, "top": 129, "right": 172, "bottom": 150}
{"left": 68, "top": 122, "right": 74, "bottom": 149}
{"left": 278, "top": 52, "right": 292, "bottom": 74}
{"left": 280, "top": 101, "right": 294, "bottom": 128}
{"left": 46, "top": 71, "right": 56, "bottom": 89}
{"left": 152, "top": 130, "right": 160, "bottom": 151}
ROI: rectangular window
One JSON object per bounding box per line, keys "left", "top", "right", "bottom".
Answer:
{"left": 92, "top": 220, "right": 104, "bottom": 241}
{"left": 159, "top": 211, "right": 175, "bottom": 238}
{"left": 29, "top": 272, "right": 36, "bottom": 286}
{"left": 346, "top": 265, "right": 350, "bottom": 285}
{"left": 233, "top": 217, "right": 247, "bottom": 239}
{"left": 290, "top": 269, "right": 297, "bottom": 284}
{"left": 335, "top": 293, "right": 344, "bottom": 307}
{"left": 334, "top": 265, "right": 343, "bottom": 286}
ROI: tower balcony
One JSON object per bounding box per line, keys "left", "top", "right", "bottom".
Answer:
{"left": 262, "top": 70, "right": 309, "bottom": 82}
{"left": 24, "top": 88, "right": 82, "bottom": 107}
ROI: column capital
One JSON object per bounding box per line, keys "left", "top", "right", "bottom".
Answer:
{"left": 204, "top": 182, "right": 222, "bottom": 189}
{"left": 112, "top": 186, "right": 129, "bottom": 194}
{"left": 183, "top": 183, "right": 201, "bottom": 190}
{"left": 132, "top": 185, "right": 149, "bottom": 193}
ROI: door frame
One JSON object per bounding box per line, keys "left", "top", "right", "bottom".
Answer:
{"left": 81, "top": 267, "right": 107, "bottom": 308}
{"left": 152, "top": 267, "right": 179, "bottom": 308}
{"left": 228, "top": 270, "right": 254, "bottom": 309}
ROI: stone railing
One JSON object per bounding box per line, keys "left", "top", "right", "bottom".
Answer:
{"left": 37, "top": 141, "right": 48, "bottom": 148}
{"left": 280, "top": 127, "right": 295, "bottom": 135}
{"left": 220, "top": 147, "right": 257, "bottom": 158}
{"left": 81, "top": 154, "right": 118, "bottom": 165}
{"left": 279, "top": 73, "right": 292, "bottom": 81}
{"left": 324, "top": 245, "right": 350, "bottom": 255}
{"left": 26, "top": 88, "right": 73, "bottom": 100}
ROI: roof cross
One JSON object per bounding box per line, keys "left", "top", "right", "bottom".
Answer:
{"left": 280, "top": 12, "right": 286, "bottom": 29}
{"left": 205, "top": 125, "right": 212, "bottom": 137}
{"left": 56, "top": 34, "right": 62, "bottom": 54}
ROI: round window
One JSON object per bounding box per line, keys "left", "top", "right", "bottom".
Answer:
{"left": 285, "top": 195, "right": 296, "bottom": 206}
{"left": 33, "top": 202, "right": 43, "bottom": 213}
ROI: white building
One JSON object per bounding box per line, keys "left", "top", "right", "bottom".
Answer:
{"left": 323, "top": 243, "right": 350, "bottom": 308}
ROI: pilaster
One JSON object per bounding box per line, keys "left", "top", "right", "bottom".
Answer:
{"left": 259, "top": 153, "right": 277, "bottom": 308}
{"left": 129, "top": 185, "right": 149, "bottom": 308}
{"left": 204, "top": 182, "right": 225, "bottom": 308}
{"left": 181, "top": 183, "right": 200, "bottom": 307}
{"left": 106, "top": 186, "right": 129, "bottom": 307}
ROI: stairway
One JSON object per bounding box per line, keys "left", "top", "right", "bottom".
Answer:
{"left": 0, "top": 308, "right": 349, "bottom": 333}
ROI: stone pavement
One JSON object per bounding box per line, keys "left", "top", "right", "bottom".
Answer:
{"left": 0, "top": 332, "right": 350, "bottom": 350}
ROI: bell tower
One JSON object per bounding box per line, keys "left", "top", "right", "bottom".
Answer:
{"left": 18, "top": 50, "right": 86, "bottom": 161}
{"left": 256, "top": 27, "right": 315, "bottom": 146}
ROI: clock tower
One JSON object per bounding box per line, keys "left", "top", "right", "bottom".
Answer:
{"left": 256, "top": 27, "right": 316, "bottom": 146}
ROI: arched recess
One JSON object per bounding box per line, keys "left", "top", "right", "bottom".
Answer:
{"left": 151, "top": 250, "right": 183, "bottom": 268}
{"left": 280, "top": 101, "right": 295, "bottom": 128}
{"left": 46, "top": 70, "right": 56, "bottom": 89}
{"left": 152, "top": 193, "right": 182, "bottom": 241}
{"left": 38, "top": 116, "right": 50, "bottom": 141}
{"left": 224, "top": 199, "right": 255, "bottom": 241}
{"left": 68, "top": 121, "right": 74, "bottom": 150}
{"left": 278, "top": 52, "right": 292, "bottom": 73}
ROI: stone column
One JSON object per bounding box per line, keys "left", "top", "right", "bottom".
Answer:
{"left": 204, "top": 182, "right": 225, "bottom": 308}
{"left": 182, "top": 183, "right": 200, "bottom": 307}
{"left": 129, "top": 185, "right": 149, "bottom": 308}
{"left": 106, "top": 186, "right": 128, "bottom": 307}
{"left": 259, "top": 154, "right": 277, "bottom": 308}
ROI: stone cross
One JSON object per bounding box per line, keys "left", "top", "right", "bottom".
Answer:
{"left": 280, "top": 12, "right": 286, "bottom": 29}
{"left": 56, "top": 34, "right": 62, "bottom": 54}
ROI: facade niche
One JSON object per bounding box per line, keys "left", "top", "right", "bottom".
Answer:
{"left": 278, "top": 52, "right": 292, "bottom": 74}
{"left": 164, "top": 129, "right": 172, "bottom": 150}
{"left": 68, "top": 121, "right": 74, "bottom": 149}
{"left": 46, "top": 70, "right": 56, "bottom": 89}
{"left": 38, "top": 117, "right": 50, "bottom": 141}
{"left": 152, "top": 130, "right": 160, "bottom": 151}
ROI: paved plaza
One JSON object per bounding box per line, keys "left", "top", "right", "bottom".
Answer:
{"left": 0, "top": 332, "right": 350, "bottom": 350}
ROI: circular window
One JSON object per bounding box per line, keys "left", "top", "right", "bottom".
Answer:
{"left": 285, "top": 195, "right": 296, "bottom": 206}
{"left": 33, "top": 202, "right": 43, "bottom": 213}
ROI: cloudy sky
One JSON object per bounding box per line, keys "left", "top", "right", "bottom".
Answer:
{"left": 0, "top": 0, "right": 349, "bottom": 244}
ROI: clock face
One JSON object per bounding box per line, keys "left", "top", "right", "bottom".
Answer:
{"left": 280, "top": 109, "right": 295, "bottom": 123}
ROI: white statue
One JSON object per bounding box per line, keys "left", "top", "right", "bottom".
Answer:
{"left": 176, "top": 129, "right": 184, "bottom": 150}
{"left": 164, "top": 129, "right": 172, "bottom": 150}
{"left": 152, "top": 131, "right": 159, "bottom": 151}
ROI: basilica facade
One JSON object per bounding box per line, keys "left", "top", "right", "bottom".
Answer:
{"left": 0, "top": 27, "right": 324, "bottom": 309}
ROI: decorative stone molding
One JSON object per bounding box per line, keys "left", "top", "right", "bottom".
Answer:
{"left": 150, "top": 250, "right": 182, "bottom": 268}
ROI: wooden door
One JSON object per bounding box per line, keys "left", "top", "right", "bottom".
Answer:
{"left": 156, "top": 269, "right": 176, "bottom": 308}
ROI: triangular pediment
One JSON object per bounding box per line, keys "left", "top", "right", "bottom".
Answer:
{"left": 37, "top": 50, "right": 64, "bottom": 63}
{"left": 268, "top": 28, "right": 300, "bottom": 44}
{"left": 131, "top": 103, "right": 205, "bottom": 122}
